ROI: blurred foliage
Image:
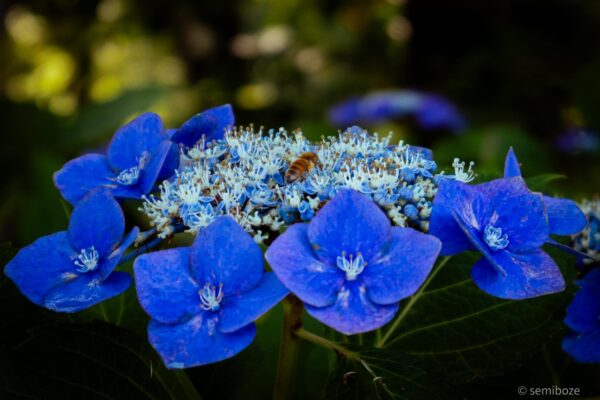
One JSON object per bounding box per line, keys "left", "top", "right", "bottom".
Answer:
{"left": 1, "top": 0, "right": 600, "bottom": 398}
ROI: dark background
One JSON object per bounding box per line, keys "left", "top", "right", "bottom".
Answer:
{"left": 0, "top": 0, "right": 599, "bottom": 399}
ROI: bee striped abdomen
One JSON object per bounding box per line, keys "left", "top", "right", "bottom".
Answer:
{"left": 285, "top": 152, "right": 319, "bottom": 183}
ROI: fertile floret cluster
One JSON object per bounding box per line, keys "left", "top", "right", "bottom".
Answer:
{"left": 573, "top": 199, "right": 600, "bottom": 263}
{"left": 141, "top": 125, "right": 468, "bottom": 243}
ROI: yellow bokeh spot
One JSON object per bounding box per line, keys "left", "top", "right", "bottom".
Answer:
{"left": 90, "top": 75, "right": 123, "bottom": 102}
{"left": 5, "top": 6, "right": 46, "bottom": 46}
{"left": 97, "top": 0, "right": 124, "bottom": 23}
{"left": 25, "top": 48, "right": 76, "bottom": 100}
{"left": 48, "top": 93, "right": 78, "bottom": 116}
{"left": 236, "top": 82, "right": 278, "bottom": 110}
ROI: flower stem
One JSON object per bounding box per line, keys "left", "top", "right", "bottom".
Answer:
{"left": 375, "top": 255, "right": 451, "bottom": 348}
{"left": 118, "top": 224, "right": 186, "bottom": 266}
{"left": 273, "top": 295, "right": 304, "bottom": 400}
{"left": 118, "top": 236, "right": 163, "bottom": 265}
{"left": 294, "top": 328, "right": 356, "bottom": 359}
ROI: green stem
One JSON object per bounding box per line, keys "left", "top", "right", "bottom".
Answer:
{"left": 375, "top": 256, "right": 451, "bottom": 348}
{"left": 541, "top": 344, "right": 560, "bottom": 386}
{"left": 273, "top": 296, "right": 304, "bottom": 400}
{"left": 294, "top": 328, "right": 356, "bottom": 359}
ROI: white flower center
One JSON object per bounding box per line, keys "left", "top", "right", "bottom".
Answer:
{"left": 336, "top": 252, "right": 367, "bottom": 281}
{"left": 73, "top": 246, "right": 100, "bottom": 273}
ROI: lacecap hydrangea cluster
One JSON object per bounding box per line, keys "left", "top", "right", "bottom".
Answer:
{"left": 142, "top": 125, "right": 475, "bottom": 243}
{"left": 4, "top": 103, "right": 594, "bottom": 369}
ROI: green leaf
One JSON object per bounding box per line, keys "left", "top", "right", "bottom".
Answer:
{"left": 61, "top": 87, "right": 168, "bottom": 147}
{"left": 1, "top": 243, "right": 199, "bottom": 399}
{"left": 376, "top": 252, "right": 575, "bottom": 384}
{"left": 525, "top": 174, "right": 566, "bottom": 192}
{"left": 76, "top": 261, "right": 149, "bottom": 335}
{"left": 326, "top": 347, "right": 444, "bottom": 400}
{"left": 0, "top": 321, "right": 201, "bottom": 400}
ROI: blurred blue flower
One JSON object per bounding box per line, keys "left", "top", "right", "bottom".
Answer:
{"left": 504, "top": 147, "right": 587, "bottom": 238}
{"left": 329, "top": 90, "right": 466, "bottom": 133}
{"left": 429, "top": 176, "right": 565, "bottom": 299}
{"left": 54, "top": 113, "right": 178, "bottom": 205}
{"left": 5, "top": 188, "right": 138, "bottom": 312}
{"left": 169, "top": 104, "right": 235, "bottom": 148}
{"left": 266, "top": 189, "right": 441, "bottom": 335}
{"left": 562, "top": 268, "right": 600, "bottom": 363}
{"left": 555, "top": 128, "right": 600, "bottom": 154}
{"left": 134, "top": 216, "right": 288, "bottom": 368}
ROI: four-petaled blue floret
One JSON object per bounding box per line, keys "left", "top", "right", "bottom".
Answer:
{"left": 429, "top": 175, "right": 567, "bottom": 299}
{"left": 5, "top": 188, "right": 139, "bottom": 312}
{"left": 266, "top": 189, "right": 441, "bottom": 335}
{"left": 54, "top": 113, "right": 179, "bottom": 205}
{"left": 133, "top": 216, "right": 289, "bottom": 368}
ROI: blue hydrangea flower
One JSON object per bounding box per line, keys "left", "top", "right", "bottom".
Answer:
{"left": 54, "top": 113, "right": 178, "bottom": 205}
{"left": 555, "top": 128, "right": 600, "bottom": 154}
{"left": 429, "top": 176, "right": 565, "bottom": 299}
{"left": 133, "top": 216, "right": 288, "bottom": 368}
{"left": 169, "top": 104, "right": 235, "bottom": 148}
{"left": 265, "top": 189, "right": 441, "bottom": 335}
{"left": 329, "top": 90, "right": 466, "bottom": 133}
{"left": 5, "top": 188, "right": 139, "bottom": 312}
{"left": 562, "top": 268, "right": 600, "bottom": 363}
{"left": 504, "top": 147, "right": 586, "bottom": 237}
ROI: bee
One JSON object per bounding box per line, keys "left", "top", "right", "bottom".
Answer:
{"left": 285, "top": 152, "right": 320, "bottom": 183}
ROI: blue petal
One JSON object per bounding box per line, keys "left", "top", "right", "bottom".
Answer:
{"left": 219, "top": 273, "right": 289, "bottom": 333}
{"left": 564, "top": 269, "right": 600, "bottom": 333}
{"left": 407, "top": 145, "right": 433, "bottom": 160}
{"left": 68, "top": 188, "right": 124, "bottom": 258}
{"left": 475, "top": 177, "right": 549, "bottom": 252}
{"left": 307, "top": 189, "right": 391, "bottom": 265}
{"left": 546, "top": 238, "right": 594, "bottom": 260}
{"left": 107, "top": 112, "right": 165, "bottom": 171}
{"left": 544, "top": 196, "right": 587, "bottom": 236}
{"left": 4, "top": 232, "right": 75, "bottom": 306}
{"left": 148, "top": 314, "right": 255, "bottom": 368}
{"left": 108, "top": 183, "right": 145, "bottom": 199}
{"left": 305, "top": 280, "right": 399, "bottom": 335}
{"left": 43, "top": 271, "right": 131, "bottom": 313}
{"left": 503, "top": 147, "right": 522, "bottom": 178}
{"left": 190, "top": 216, "right": 263, "bottom": 295}
{"left": 53, "top": 153, "right": 117, "bottom": 205}
{"left": 362, "top": 228, "right": 441, "bottom": 305}
{"left": 562, "top": 330, "right": 600, "bottom": 363}
{"left": 97, "top": 227, "right": 139, "bottom": 280}
{"left": 428, "top": 179, "right": 475, "bottom": 256}
{"left": 470, "top": 249, "right": 565, "bottom": 299}
{"left": 134, "top": 247, "right": 202, "bottom": 324}
{"left": 138, "top": 140, "right": 173, "bottom": 194}
{"left": 157, "top": 142, "right": 180, "bottom": 181}
{"left": 171, "top": 104, "right": 235, "bottom": 148}
{"left": 265, "top": 224, "right": 344, "bottom": 307}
